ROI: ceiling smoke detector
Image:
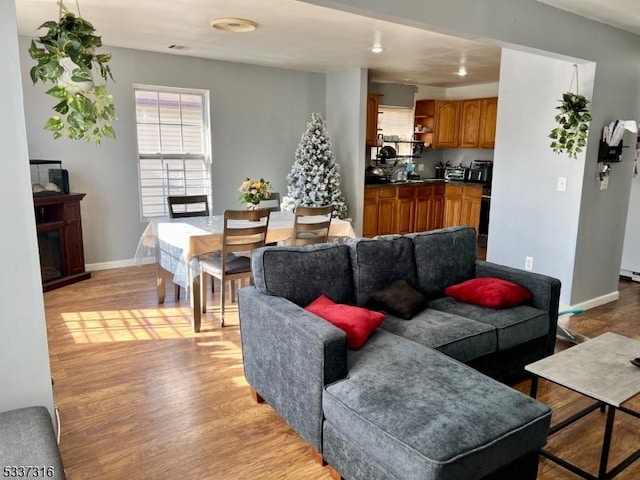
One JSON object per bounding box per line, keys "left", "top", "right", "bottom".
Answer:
{"left": 210, "top": 17, "right": 258, "bottom": 33}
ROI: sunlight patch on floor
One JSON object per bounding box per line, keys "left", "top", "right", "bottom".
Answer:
{"left": 60, "top": 307, "right": 197, "bottom": 343}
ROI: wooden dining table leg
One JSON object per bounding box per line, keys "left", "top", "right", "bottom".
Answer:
{"left": 191, "top": 274, "right": 201, "bottom": 333}
{"left": 156, "top": 261, "right": 165, "bottom": 304}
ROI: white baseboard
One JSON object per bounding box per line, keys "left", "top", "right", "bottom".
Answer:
{"left": 559, "top": 290, "right": 619, "bottom": 313}
{"left": 86, "top": 257, "right": 155, "bottom": 272}
{"left": 620, "top": 269, "right": 640, "bottom": 282}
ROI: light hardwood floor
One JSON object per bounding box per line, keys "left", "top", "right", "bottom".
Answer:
{"left": 45, "top": 265, "right": 640, "bottom": 479}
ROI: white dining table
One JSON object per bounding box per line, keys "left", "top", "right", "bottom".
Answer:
{"left": 135, "top": 211, "right": 356, "bottom": 332}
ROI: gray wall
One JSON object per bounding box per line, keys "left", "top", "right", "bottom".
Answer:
{"left": 490, "top": 49, "right": 593, "bottom": 305}
{"left": 308, "top": 0, "right": 640, "bottom": 306}
{"left": 369, "top": 81, "right": 417, "bottom": 108}
{"left": 1, "top": 1, "right": 54, "bottom": 416}
{"left": 327, "top": 68, "right": 367, "bottom": 233}
{"left": 19, "top": 40, "right": 327, "bottom": 265}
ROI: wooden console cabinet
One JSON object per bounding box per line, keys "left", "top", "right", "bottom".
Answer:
{"left": 33, "top": 193, "right": 90, "bottom": 291}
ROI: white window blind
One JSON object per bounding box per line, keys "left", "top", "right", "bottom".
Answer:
{"left": 377, "top": 106, "right": 415, "bottom": 156}
{"left": 134, "top": 86, "right": 211, "bottom": 219}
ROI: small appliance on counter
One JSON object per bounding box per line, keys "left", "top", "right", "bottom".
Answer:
{"left": 444, "top": 166, "right": 467, "bottom": 181}
{"left": 465, "top": 160, "right": 493, "bottom": 184}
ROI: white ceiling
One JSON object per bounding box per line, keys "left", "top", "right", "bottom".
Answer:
{"left": 14, "top": 0, "right": 638, "bottom": 88}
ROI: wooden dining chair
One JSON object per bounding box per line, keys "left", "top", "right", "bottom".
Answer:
{"left": 167, "top": 195, "right": 209, "bottom": 218}
{"left": 292, "top": 205, "right": 333, "bottom": 245}
{"left": 199, "top": 209, "right": 270, "bottom": 326}
{"left": 167, "top": 195, "right": 210, "bottom": 301}
{"left": 258, "top": 192, "right": 281, "bottom": 212}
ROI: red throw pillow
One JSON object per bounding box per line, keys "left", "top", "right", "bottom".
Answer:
{"left": 305, "top": 295, "right": 385, "bottom": 349}
{"left": 444, "top": 277, "right": 532, "bottom": 309}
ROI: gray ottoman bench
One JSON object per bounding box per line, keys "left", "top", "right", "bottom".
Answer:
{"left": 0, "top": 407, "right": 66, "bottom": 480}
{"left": 322, "top": 331, "right": 551, "bottom": 480}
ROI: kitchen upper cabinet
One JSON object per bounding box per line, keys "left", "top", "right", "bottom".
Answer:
{"left": 459, "top": 99, "right": 482, "bottom": 148}
{"left": 415, "top": 97, "right": 497, "bottom": 149}
{"left": 433, "top": 100, "right": 461, "bottom": 148}
{"left": 366, "top": 94, "right": 382, "bottom": 147}
{"left": 479, "top": 97, "right": 498, "bottom": 149}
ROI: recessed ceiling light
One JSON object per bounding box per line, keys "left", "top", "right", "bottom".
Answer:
{"left": 210, "top": 17, "right": 258, "bottom": 33}
{"left": 456, "top": 66, "right": 468, "bottom": 76}
{"left": 371, "top": 45, "right": 383, "bottom": 53}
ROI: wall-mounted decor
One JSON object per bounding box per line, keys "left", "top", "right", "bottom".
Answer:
{"left": 28, "top": 1, "right": 116, "bottom": 145}
{"left": 549, "top": 65, "right": 591, "bottom": 159}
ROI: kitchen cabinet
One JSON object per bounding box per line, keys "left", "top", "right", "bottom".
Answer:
{"left": 396, "top": 187, "right": 415, "bottom": 234}
{"left": 363, "top": 183, "right": 450, "bottom": 237}
{"left": 413, "top": 100, "right": 435, "bottom": 148}
{"left": 443, "top": 184, "right": 482, "bottom": 231}
{"left": 366, "top": 94, "right": 382, "bottom": 147}
{"left": 433, "top": 100, "right": 461, "bottom": 148}
{"left": 414, "top": 97, "right": 498, "bottom": 149}
{"left": 459, "top": 99, "right": 482, "bottom": 148}
{"left": 479, "top": 97, "right": 498, "bottom": 148}
{"left": 414, "top": 184, "right": 444, "bottom": 232}
{"left": 363, "top": 189, "right": 379, "bottom": 237}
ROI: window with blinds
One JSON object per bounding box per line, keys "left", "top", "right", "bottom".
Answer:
{"left": 134, "top": 86, "right": 211, "bottom": 219}
{"left": 375, "top": 106, "right": 415, "bottom": 157}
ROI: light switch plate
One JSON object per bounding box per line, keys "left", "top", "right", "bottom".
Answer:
{"left": 557, "top": 177, "right": 567, "bottom": 192}
{"left": 418, "top": 164, "right": 424, "bottom": 172}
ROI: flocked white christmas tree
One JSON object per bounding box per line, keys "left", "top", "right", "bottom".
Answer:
{"left": 281, "top": 112, "right": 348, "bottom": 219}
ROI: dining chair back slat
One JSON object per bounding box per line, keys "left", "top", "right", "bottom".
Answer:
{"left": 292, "top": 205, "right": 333, "bottom": 246}
{"left": 167, "top": 195, "right": 209, "bottom": 218}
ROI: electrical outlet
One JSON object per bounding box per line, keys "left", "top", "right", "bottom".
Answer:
{"left": 525, "top": 256, "right": 533, "bottom": 271}
{"left": 418, "top": 164, "right": 424, "bottom": 172}
{"left": 556, "top": 177, "right": 567, "bottom": 192}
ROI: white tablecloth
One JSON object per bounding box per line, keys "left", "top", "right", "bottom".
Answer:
{"left": 134, "top": 211, "right": 356, "bottom": 287}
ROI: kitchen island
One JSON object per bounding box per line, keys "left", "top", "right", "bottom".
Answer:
{"left": 363, "top": 180, "right": 482, "bottom": 237}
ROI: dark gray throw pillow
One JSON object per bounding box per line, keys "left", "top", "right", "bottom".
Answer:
{"left": 370, "top": 279, "right": 428, "bottom": 320}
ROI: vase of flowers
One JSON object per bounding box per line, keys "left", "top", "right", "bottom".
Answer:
{"left": 239, "top": 178, "right": 271, "bottom": 209}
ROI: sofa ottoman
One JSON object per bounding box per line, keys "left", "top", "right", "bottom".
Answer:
{"left": 322, "top": 330, "right": 551, "bottom": 480}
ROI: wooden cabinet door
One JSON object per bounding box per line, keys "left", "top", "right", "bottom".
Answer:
{"left": 366, "top": 94, "right": 381, "bottom": 146}
{"left": 460, "top": 186, "right": 482, "bottom": 232}
{"left": 443, "top": 185, "right": 463, "bottom": 227}
{"left": 63, "top": 199, "right": 85, "bottom": 275}
{"left": 459, "top": 99, "right": 482, "bottom": 148}
{"left": 479, "top": 97, "right": 498, "bottom": 149}
{"left": 434, "top": 100, "right": 461, "bottom": 148}
{"left": 363, "top": 189, "right": 379, "bottom": 237}
{"left": 414, "top": 186, "right": 432, "bottom": 232}
{"left": 429, "top": 187, "right": 445, "bottom": 230}
{"left": 395, "top": 187, "right": 415, "bottom": 234}
{"left": 377, "top": 198, "right": 396, "bottom": 235}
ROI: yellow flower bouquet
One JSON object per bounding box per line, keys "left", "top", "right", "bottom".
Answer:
{"left": 239, "top": 178, "right": 272, "bottom": 207}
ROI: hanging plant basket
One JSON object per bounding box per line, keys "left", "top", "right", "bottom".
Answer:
{"left": 28, "top": 2, "right": 116, "bottom": 145}
{"left": 549, "top": 92, "right": 591, "bottom": 159}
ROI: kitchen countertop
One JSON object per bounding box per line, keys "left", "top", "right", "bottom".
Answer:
{"left": 365, "top": 179, "right": 484, "bottom": 188}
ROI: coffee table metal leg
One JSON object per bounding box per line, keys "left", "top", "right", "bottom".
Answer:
{"left": 530, "top": 376, "right": 539, "bottom": 398}
{"left": 598, "top": 406, "right": 616, "bottom": 479}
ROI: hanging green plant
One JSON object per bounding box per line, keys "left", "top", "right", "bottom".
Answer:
{"left": 549, "top": 92, "right": 591, "bottom": 159}
{"left": 28, "top": 2, "right": 116, "bottom": 145}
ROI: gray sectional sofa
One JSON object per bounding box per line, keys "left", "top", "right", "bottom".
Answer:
{"left": 239, "top": 227, "right": 561, "bottom": 480}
